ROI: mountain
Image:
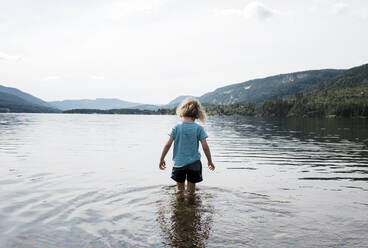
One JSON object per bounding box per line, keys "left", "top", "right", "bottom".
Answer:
{"left": 168, "top": 95, "right": 197, "bottom": 105}
{"left": 0, "top": 91, "right": 36, "bottom": 106}
{"left": 0, "top": 85, "right": 54, "bottom": 108}
{"left": 129, "top": 104, "right": 160, "bottom": 111}
{"left": 0, "top": 85, "right": 60, "bottom": 113}
{"left": 142, "top": 95, "right": 197, "bottom": 110}
{"left": 263, "top": 63, "right": 368, "bottom": 118}
{"left": 199, "top": 69, "right": 345, "bottom": 105}
{"left": 50, "top": 95, "right": 198, "bottom": 111}
{"left": 161, "top": 95, "right": 198, "bottom": 109}
{"left": 318, "top": 63, "right": 368, "bottom": 89}
{"left": 206, "top": 63, "right": 368, "bottom": 118}
{"left": 48, "top": 98, "right": 142, "bottom": 111}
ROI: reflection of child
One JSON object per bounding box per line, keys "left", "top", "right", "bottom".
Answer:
{"left": 159, "top": 98, "right": 215, "bottom": 193}
{"left": 156, "top": 192, "right": 213, "bottom": 247}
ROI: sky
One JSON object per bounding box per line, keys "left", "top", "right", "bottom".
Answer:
{"left": 0, "top": 0, "right": 367, "bottom": 104}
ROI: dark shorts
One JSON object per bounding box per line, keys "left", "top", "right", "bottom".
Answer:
{"left": 171, "top": 160, "right": 203, "bottom": 183}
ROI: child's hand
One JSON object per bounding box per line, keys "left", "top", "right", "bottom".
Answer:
{"left": 208, "top": 161, "right": 215, "bottom": 171}
{"left": 159, "top": 160, "right": 166, "bottom": 170}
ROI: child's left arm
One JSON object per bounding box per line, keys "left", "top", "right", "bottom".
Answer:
{"left": 159, "top": 136, "right": 174, "bottom": 170}
{"left": 200, "top": 138, "right": 215, "bottom": 171}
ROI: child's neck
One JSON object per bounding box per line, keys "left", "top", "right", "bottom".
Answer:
{"left": 183, "top": 117, "right": 195, "bottom": 123}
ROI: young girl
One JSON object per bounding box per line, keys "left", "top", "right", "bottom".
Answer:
{"left": 159, "top": 98, "right": 215, "bottom": 193}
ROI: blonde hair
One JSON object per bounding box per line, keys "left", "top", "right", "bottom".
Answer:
{"left": 176, "top": 98, "right": 206, "bottom": 123}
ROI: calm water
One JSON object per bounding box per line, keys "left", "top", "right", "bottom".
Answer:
{"left": 0, "top": 114, "right": 367, "bottom": 248}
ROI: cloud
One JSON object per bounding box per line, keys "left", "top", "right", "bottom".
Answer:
{"left": 308, "top": 5, "right": 320, "bottom": 14}
{"left": 355, "top": 9, "right": 368, "bottom": 20}
{"left": 308, "top": 1, "right": 364, "bottom": 18}
{"left": 105, "top": 0, "right": 170, "bottom": 19}
{"left": 43, "top": 76, "right": 61, "bottom": 81}
{"left": 243, "top": 1, "right": 275, "bottom": 20}
{"left": 90, "top": 75, "right": 105, "bottom": 80}
{"left": 0, "top": 51, "right": 22, "bottom": 61}
{"left": 214, "top": 1, "right": 276, "bottom": 21}
{"left": 331, "top": 2, "right": 349, "bottom": 15}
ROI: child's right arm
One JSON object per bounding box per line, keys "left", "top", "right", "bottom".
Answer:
{"left": 200, "top": 138, "right": 215, "bottom": 171}
{"left": 159, "top": 136, "right": 174, "bottom": 170}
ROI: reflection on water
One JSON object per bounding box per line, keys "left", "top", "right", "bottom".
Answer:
{"left": 1, "top": 114, "right": 368, "bottom": 247}
{"left": 208, "top": 116, "right": 368, "bottom": 182}
{"left": 157, "top": 188, "right": 213, "bottom": 248}
{"left": 0, "top": 114, "right": 33, "bottom": 156}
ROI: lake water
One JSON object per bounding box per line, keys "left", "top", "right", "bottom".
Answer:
{"left": 0, "top": 113, "right": 367, "bottom": 248}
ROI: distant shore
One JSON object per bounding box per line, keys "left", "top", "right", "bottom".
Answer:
{"left": 61, "top": 99, "right": 368, "bottom": 119}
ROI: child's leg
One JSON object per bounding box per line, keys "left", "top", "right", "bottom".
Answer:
{"left": 187, "top": 181, "right": 196, "bottom": 193}
{"left": 186, "top": 160, "right": 202, "bottom": 194}
{"left": 176, "top": 182, "right": 185, "bottom": 192}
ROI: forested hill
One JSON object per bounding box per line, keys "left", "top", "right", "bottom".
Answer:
{"left": 0, "top": 85, "right": 53, "bottom": 108}
{"left": 283, "top": 63, "right": 368, "bottom": 118}
{"left": 199, "top": 69, "right": 345, "bottom": 105}
{"left": 0, "top": 85, "right": 60, "bottom": 113}
{"left": 205, "top": 63, "right": 368, "bottom": 118}
{"left": 319, "top": 63, "right": 368, "bottom": 89}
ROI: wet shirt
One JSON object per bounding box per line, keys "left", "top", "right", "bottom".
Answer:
{"left": 169, "top": 122, "right": 208, "bottom": 167}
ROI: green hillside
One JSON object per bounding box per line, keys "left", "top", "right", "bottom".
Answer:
{"left": 199, "top": 69, "right": 344, "bottom": 105}
{"left": 319, "top": 64, "right": 368, "bottom": 89}
{"left": 280, "top": 63, "right": 368, "bottom": 117}
{"left": 205, "top": 63, "right": 368, "bottom": 118}
{"left": 0, "top": 85, "right": 54, "bottom": 108}
{"left": 0, "top": 86, "right": 60, "bottom": 113}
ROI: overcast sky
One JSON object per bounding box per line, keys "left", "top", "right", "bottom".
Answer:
{"left": 0, "top": 0, "right": 367, "bottom": 104}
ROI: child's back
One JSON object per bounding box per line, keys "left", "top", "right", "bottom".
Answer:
{"left": 170, "top": 122, "right": 208, "bottom": 168}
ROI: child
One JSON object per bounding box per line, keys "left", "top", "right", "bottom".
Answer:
{"left": 159, "top": 98, "right": 215, "bottom": 193}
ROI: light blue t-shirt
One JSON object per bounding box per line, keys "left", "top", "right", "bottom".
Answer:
{"left": 169, "top": 122, "right": 208, "bottom": 167}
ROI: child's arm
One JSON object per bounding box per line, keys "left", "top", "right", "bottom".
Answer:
{"left": 159, "top": 136, "right": 174, "bottom": 170}
{"left": 200, "top": 138, "right": 215, "bottom": 171}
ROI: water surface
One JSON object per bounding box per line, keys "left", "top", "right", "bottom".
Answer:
{"left": 0, "top": 114, "right": 367, "bottom": 247}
